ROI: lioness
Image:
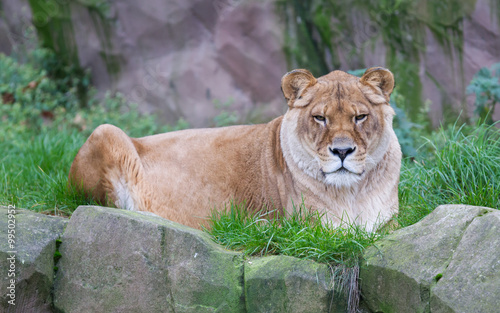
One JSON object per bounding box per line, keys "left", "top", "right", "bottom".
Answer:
{"left": 69, "top": 67, "right": 401, "bottom": 232}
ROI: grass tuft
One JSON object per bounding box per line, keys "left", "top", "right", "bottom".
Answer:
{"left": 398, "top": 121, "right": 500, "bottom": 227}
{"left": 204, "top": 201, "right": 379, "bottom": 267}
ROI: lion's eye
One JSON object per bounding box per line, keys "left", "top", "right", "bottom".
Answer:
{"left": 313, "top": 115, "right": 326, "bottom": 123}
{"left": 355, "top": 114, "right": 367, "bottom": 122}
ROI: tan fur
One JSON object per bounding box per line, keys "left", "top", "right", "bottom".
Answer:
{"left": 69, "top": 68, "right": 402, "bottom": 231}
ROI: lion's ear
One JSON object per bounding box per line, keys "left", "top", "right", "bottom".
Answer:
{"left": 281, "top": 69, "right": 317, "bottom": 107}
{"left": 360, "top": 67, "right": 395, "bottom": 101}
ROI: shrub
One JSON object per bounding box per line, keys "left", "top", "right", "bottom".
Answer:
{"left": 467, "top": 63, "right": 500, "bottom": 124}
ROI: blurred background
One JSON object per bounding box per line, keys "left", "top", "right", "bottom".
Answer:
{"left": 1, "top": 0, "right": 499, "bottom": 129}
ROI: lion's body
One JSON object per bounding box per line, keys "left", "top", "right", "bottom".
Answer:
{"left": 69, "top": 68, "right": 402, "bottom": 231}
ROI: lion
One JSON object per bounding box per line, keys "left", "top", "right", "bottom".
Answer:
{"left": 69, "top": 67, "right": 401, "bottom": 232}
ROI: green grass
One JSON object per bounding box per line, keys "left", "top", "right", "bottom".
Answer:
{"left": 204, "top": 201, "right": 374, "bottom": 312}
{"left": 204, "top": 202, "right": 379, "bottom": 267}
{"left": 398, "top": 121, "right": 500, "bottom": 227}
{"left": 0, "top": 126, "right": 92, "bottom": 216}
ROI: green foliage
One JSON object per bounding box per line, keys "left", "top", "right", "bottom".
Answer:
{"left": 398, "top": 121, "right": 500, "bottom": 227}
{"left": 28, "top": 0, "right": 80, "bottom": 70}
{"left": 0, "top": 50, "right": 180, "bottom": 215}
{"left": 467, "top": 63, "right": 500, "bottom": 124}
{"left": 0, "top": 49, "right": 83, "bottom": 126}
{"left": 212, "top": 99, "right": 240, "bottom": 127}
{"left": 205, "top": 201, "right": 379, "bottom": 267}
{"left": 54, "top": 238, "right": 63, "bottom": 272}
{"left": 389, "top": 82, "right": 432, "bottom": 157}
{"left": 27, "top": 0, "right": 118, "bottom": 86}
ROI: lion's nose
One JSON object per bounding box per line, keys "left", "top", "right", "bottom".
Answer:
{"left": 329, "top": 147, "right": 356, "bottom": 162}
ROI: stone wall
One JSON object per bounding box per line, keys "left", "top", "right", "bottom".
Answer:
{"left": 1, "top": 206, "right": 348, "bottom": 313}
{"left": 2, "top": 204, "right": 499, "bottom": 312}
{"left": 421, "top": 0, "right": 500, "bottom": 124}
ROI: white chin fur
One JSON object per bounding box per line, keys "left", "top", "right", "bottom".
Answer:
{"left": 323, "top": 170, "right": 362, "bottom": 187}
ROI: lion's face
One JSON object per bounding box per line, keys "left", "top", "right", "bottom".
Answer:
{"left": 280, "top": 68, "right": 396, "bottom": 188}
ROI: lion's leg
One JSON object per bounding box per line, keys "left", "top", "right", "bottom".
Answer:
{"left": 69, "top": 124, "right": 151, "bottom": 211}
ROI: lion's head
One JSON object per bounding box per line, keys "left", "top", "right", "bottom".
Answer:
{"left": 280, "top": 67, "right": 396, "bottom": 188}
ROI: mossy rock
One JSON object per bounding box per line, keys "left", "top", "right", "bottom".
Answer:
{"left": 430, "top": 211, "right": 500, "bottom": 312}
{"left": 0, "top": 207, "right": 68, "bottom": 313}
{"left": 244, "top": 255, "right": 349, "bottom": 312}
{"left": 53, "top": 206, "right": 245, "bottom": 312}
{"left": 360, "top": 204, "right": 497, "bottom": 313}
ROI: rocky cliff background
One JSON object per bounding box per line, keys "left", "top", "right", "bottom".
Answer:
{"left": 0, "top": 0, "right": 498, "bottom": 127}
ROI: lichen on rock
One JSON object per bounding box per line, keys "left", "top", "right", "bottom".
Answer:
{"left": 53, "top": 206, "right": 245, "bottom": 312}
{"left": 360, "top": 204, "right": 498, "bottom": 313}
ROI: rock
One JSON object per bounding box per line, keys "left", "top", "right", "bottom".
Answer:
{"left": 423, "top": 0, "right": 500, "bottom": 124}
{"left": 360, "top": 204, "right": 496, "bottom": 313}
{"left": 59, "top": 0, "right": 287, "bottom": 127}
{"left": 430, "top": 211, "right": 500, "bottom": 312}
{"left": 0, "top": 206, "right": 68, "bottom": 313}
{"left": 244, "top": 255, "right": 347, "bottom": 313}
{"left": 53, "top": 206, "right": 245, "bottom": 312}
{"left": 8, "top": 203, "right": 498, "bottom": 312}
{"left": 0, "top": 0, "right": 33, "bottom": 56}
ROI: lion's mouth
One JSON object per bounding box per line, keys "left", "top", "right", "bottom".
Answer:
{"left": 337, "top": 168, "right": 350, "bottom": 174}
{"left": 321, "top": 167, "right": 364, "bottom": 176}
